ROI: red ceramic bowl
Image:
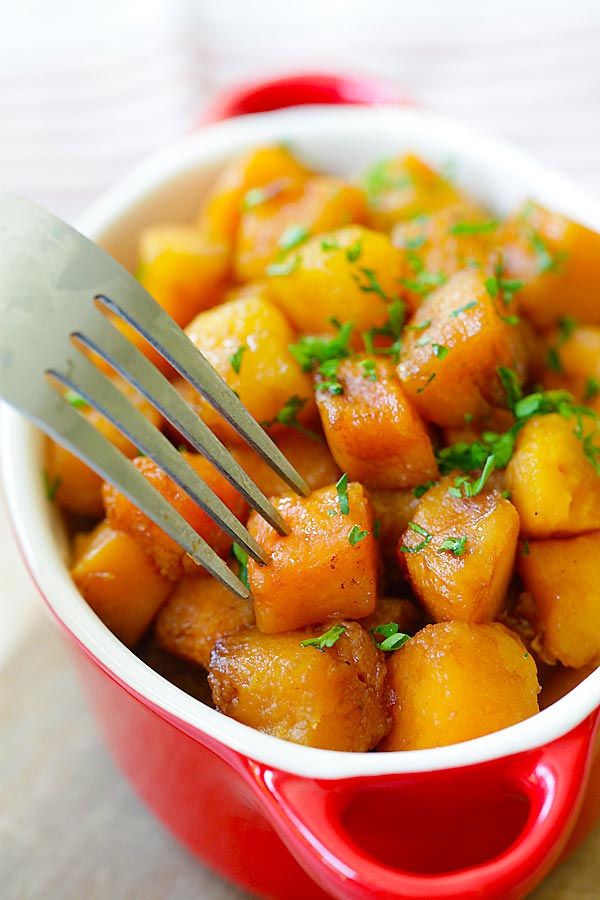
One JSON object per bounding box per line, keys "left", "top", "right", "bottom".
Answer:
{"left": 3, "top": 76, "right": 600, "bottom": 900}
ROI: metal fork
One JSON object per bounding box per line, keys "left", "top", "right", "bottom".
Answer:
{"left": 0, "top": 194, "right": 310, "bottom": 599}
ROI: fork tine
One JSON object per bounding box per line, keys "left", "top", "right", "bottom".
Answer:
{"left": 37, "top": 391, "right": 250, "bottom": 599}
{"left": 97, "top": 293, "right": 311, "bottom": 497}
{"left": 80, "top": 310, "right": 289, "bottom": 535}
{"left": 50, "top": 347, "right": 269, "bottom": 566}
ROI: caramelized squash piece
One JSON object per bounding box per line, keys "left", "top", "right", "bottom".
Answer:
{"left": 154, "top": 573, "right": 255, "bottom": 669}
{"left": 199, "top": 144, "right": 311, "bottom": 248}
{"left": 267, "top": 225, "right": 406, "bottom": 336}
{"left": 183, "top": 290, "right": 316, "bottom": 444}
{"left": 247, "top": 482, "right": 377, "bottom": 633}
{"left": 234, "top": 176, "right": 367, "bottom": 281}
{"left": 208, "top": 621, "right": 390, "bottom": 750}
{"left": 379, "top": 621, "right": 539, "bottom": 750}
{"left": 71, "top": 521, "right": 172, "bottom": 647}
{"left": 499, "top": 201, "right": 600, "bottom": 330}
{"left": 103, "top": 452, "right": 246, "bottom": 581}
{"left": 399, "top": 478, "right": 519, "bottom": 622}
{"left": 361, "top": 153, "right": 465, "bottom": 232}
{"left": 231, "top": 429, "right": 340, "bottom": 498}
{"left": 505, "top": 414, "right": 600, "bottom": 538}
{"left": 397, "top": 269, "right": 528, "bottom": 427}
{"left": 518, "top": 533, "right": 600, "bottom": 668}
{"left": 315, "top": 356, "right": 438, "bottom": 490}
{"left": 46, "top": 377, "right": 162, "bottom": 518}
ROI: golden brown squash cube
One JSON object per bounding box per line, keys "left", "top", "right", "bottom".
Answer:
{"left": 199, "top": 144, "right": 311, "bottom": 248}
{"left": 361, "top": 153, "right": 465, "bottom": 232}
{"left": 45, "top": 377, "right": 163, "bottom": 518}
{"left": 154, "top": 573, "right": 255, "bottom": 670}
{"left": 397, "top": 269, "right": 528, "bottom": 427}
{"left": 136, "top": 224, "right": 228, "bottom": 327}
{"left": 499, "top": 202, "right": 600, "bottom": 330}
{"left": 518, "top": 533, "right": 600, "bottom": 668}
{"left": 102, "top": 452, "right": 246, "bottom": 581}
{"left": 231, "top": 429, "right": 341, "bottom": 499}
{"left": 208, "top": 621, "right": 390, "bottom": 750}
{"left": 399, "top": 478, "right": 519, "bottom": 622}
{"left": 315, "top": 356, "right": 438, "bottom": 490}
{"left": 379, "top": 621, "right": 540, "bottom": 751}
{"left": 183, "top": 291, "right": 316, "bottom": 444}
{"left": 505, "top": 414, "right": 600, "bottom": 538}
{"left": 267, "top": 225, "right": 405, "bottom": 336}
{"left": 234, "top": 176, "right": 367, "bottom": 282}
{"left": 71, "top": 521, "right": 172, "bottom": 647}
{"left": 247, "top": 482, "right": 377, "bottom": 633}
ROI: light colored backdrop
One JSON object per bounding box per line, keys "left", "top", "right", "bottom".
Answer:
{"left": 2, "top": 1, "right": 600, "bottom": 897}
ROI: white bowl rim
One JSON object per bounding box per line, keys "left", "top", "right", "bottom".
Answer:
{"left": 3, "top": 104, "right": 600, "bottom": 781}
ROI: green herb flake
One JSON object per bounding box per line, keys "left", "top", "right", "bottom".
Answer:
{"left": 371, "top": 622, "right": 411, "bottom": 652}
{"left": 449, "top": 220, "right": 498, "bottom": 236}
{"left": 266, "top": 255, "right": 301, "bottom": 277}
{"left": 501, "top": 314, "right": 521, "bottom": 326}
{"left": 439, "top": 535, "right": 468, "bottom": 556}
{"left": 373, "top": 519, "right": 381, "bottom": 539}
{"left": 412, "top": 480, "right": 438, "bottom": 498}
{"left": 289, "top": 322, "right": 353, "bottom": 372}
{"left": 64, "top": 389, "right": 87, "bottom": 409}
{"left": 229, "top": 345, "right": 247, "bottom": 375}
{"left": 321, "top": 237, "right": 340, "bottom": 251}
{"left": 558, "top": 316, "right": 578, "bottom": 343}
{"left": 278, "top": 224, "right": 309, "bottom": 252}
{"left": 464, "top": 413, "right": 474, "bottom": 425}
{"left": 354, "top": 267, "right": 391, "bottom": 301}
{"left": 317, "top": 380, "right": 344, "bottom": 395}
{"left": 545, "top": 347, "right": 562, "bottom": 374}
{"left": 530, "top": 232, "right": 555, "bottom": 274}
{"left": 43, "top": 469, "right": 61, "bottom": 502}
{"left": 432, "top": 343, "right": 449, "bottom": 360}
{"left": 485, "top": 275, "right": 499, "bottom": 298}
{"left": 451, "top": 301, "right": 477, "bottom": 317}
{"left": 585, "top": 376, "right": 600, "bottom": 402}
{"left": 336, "top": 473, "right": 349, "bottom": 515}
{"left": 348, "top": 524, "right": 369, "bottom": 546}
{"left": 345, "top": 238, "right": 363, "bottom": 263}
{"left": 232, "top": 544, "right": 249, "bottom": 589}
{"left": 399, "top": 271, "right": 447, "bottom": 296}
{"left": 399, "top": 522, "right": 433, "bottom": 553}
{"left": 301, "top": 624, "right": 346, "bottom": 652}
{"left": 262, "top": 395, "right": 322, "bottom": 442}
{"left": 404, "top": 234, "right": 426, "bottom": 250}
{"left": 361, "top": 359, "right": 378, "bottom": 381}
{"left": 404, "top": 319, "right": 431, "bottom": 332}
{"left": 417, "top": 372, "right": 436, "bottom": 394}
{"left": 522, "top": 539, "right": 530, "bottom": 557}
{"left": 497, "top": 366, "right": 523, "bottom": 410}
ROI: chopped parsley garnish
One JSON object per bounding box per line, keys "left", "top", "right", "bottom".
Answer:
{"left": 278, "top": 224, "right": 309, "bottom": 252}
{"left": 361, "top": 159, "right": 412, "bottom": 207}
{"left": 301, "top": 625, "right": 346, "bottom": 652}
{"left": 361, "top": 359, "right": 378, "bottom": 380}
{"left": 485, "top": 276, "right": 499, "bottom": 298}
{"left": 232, "top": 544, "right": 249, "bottom": 589}
{"left": 321, "top": 237, "right": 340, "bottom": 251}
{"left": 348, "top": 524, "right": 369, "bottom": 545}
{"left": 43, "top": 470, "right": 61, "bottom": 501}
{"left": 404, "top": 319, "right": 431, "bottom": 332}
{"left": 289, "top": 322, "right": 353, "bottom": 372}
{"left": 336, "top": 473, "right": 349, "bottom": 515}
{"left": 530, "top": 232, "right": 555, "bottom": 273}
{"left": 523, "top": 540, "right": 530, "bottom": 556}
{"left": 262, "top": 395, "right": 321, "bottom": 441}
{"left": 399, "top": 522, "right": 433, "bottom": 553}
{"left": 371, "top": 622, "right": 411, "bottom": 652}
{"left": 399, "top": 271, "right": 447, "bottom": 296}
{"left": 417, "top": 372, "right": 436, "bottom": 394}
{"left": 402, "top": 234, "right": 427, "bottom": 250}
{"left": 354, "top": 267, "right": 392, "bottom": 301}
{"left": 317, "top": 380, "right": 344, "bottom": 395}
{"left": 345, "top": 238, "right": 363, "bottom": 262}
{"left": 412, "top": 480, "right": 438, "bottom": 498}
{"left": 497, "top": 366, "right": 523, "bottom": 410}
{"left": 373, "top": 519, "right": 381, "bottom": 539}
{"left": 362, "top": 299, "right": 406, "bottom": 361}
{"left": 432, "top": 344, "right": 449, "bottom": 360}
{"left": 448, "top": 454, "right": 496, "bottom": 498}
{"left": 559, "top": 316, "right": 578, "bottom": 343}
{"left": 585, "top": 376, "right": 600, "bottom": 402}
{"left": 439, "top": 535, "right": 468, "bottom": 556}
{"left": 64, "top": 389, "right": 87, "bottom": 409}
{"left": 266, "top": 255, "right": 301, "bottom": 277}
{"left": 242, "top": 181, "right": 286, "bottom": 211}
{"left": 545, "top": 347, "right": 562, "bottom": 373}
{"left": 449, "top": 220, "right": 498, "bottom": 236}
{"left": 229, "top": 345, "right": 247, "bottom": 374}
{"left": 451, "top": 301, "right": 477, "bottom": 317}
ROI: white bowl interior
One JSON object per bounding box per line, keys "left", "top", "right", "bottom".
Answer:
{"left": 3, "top": 105, "right": 600, "bottom": 779}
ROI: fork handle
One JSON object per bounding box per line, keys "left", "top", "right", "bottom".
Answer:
{"left": 200, "top": 72, "right": 410, "bottom": 125}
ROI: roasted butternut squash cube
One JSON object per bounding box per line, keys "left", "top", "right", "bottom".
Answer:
{"left": 316, "top": 356, "right": 438, "bottom": 490}
{"left": 231, "top": 429, "right": 341, "bottom": 498}
{"left": 154, "top": 572, "right": 255, "bottom": 670}
{"left": 208, "top": 621, "right": 390, "bottom": 750}
{"left": 519, "top": 533, "right": 600, "bottom": 668}
{"left": 505, "top": 414, "right": 600, "bottom": 538}
{"left": 397, "top": 269, "right": 528, "bottom": 427}
{"left": 267, "top": 225, "right": 406, "bottom": 336}
{"left": 102, "top": 452, "right": 246, "bottom": 581}
{"left": 234, "top": 176, "right": 367, "bottom": 282}
{"left": 379, "top": 621, "right": 540, "bottom": 750}
{"left": 247, "top": 482, "right": 377, "bottom": 633}
{"left": 71, "top": 521, "right": 172, "bottom": 647}
{"left": 399, "top": 478, "right": 519, "bottom": 622}
{"left": 361, "top": 153, "right": 465, "bottom": 232}
{"left": 199, "top": 144, "right": 311, "bottom": 249}
{"left": 46, "top": 377, "right": 163, "bottom": 518}
{"left": 136, "top": 224, "right": 228, "bottom": 327}
{"left": 499, "top": 201, "right": 600, "bottom": 330}
{"left": 183, "top": 291, "right": 316, "bottom": 444}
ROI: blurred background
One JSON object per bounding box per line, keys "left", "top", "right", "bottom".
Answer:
{"left": 2, "top": 1, "right": 600, "bottom": 897}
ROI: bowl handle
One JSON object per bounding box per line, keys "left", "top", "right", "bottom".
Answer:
{"left": 200, "top": 72, "right": 409, "bottom": 124}
{"left": 245, "top": 716, "right": 598, "bottom": 900}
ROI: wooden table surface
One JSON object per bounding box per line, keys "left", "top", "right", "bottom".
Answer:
{"left": 2, "top": 620, "right": 600, "bottom": 900}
